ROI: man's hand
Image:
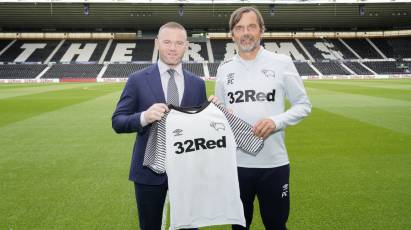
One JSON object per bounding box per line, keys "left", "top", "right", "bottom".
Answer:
{"left": 253, "top": 118, "right": 276, "bottom": 139}
{"left": 144, "top": 103, "right": 169, "bottom": 124}
{"left": 208, "top": 95, "right": 220, "bottom": 104}
{"left": 208, "top": 95, "right": 235, "bottom": 114}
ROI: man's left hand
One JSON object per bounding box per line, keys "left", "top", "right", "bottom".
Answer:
{"left": 253, "top": 118, "right": 276, "bottom": 139}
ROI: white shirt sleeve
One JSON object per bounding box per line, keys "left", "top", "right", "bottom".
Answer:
{"left": 140, "top": 111, "right": 149, "bottom": 127}
{"left": 269, "top": 58, "right": 312, "bottom": 131}
{"left": 215, "top": 66, "right": 227, "bottom": 106}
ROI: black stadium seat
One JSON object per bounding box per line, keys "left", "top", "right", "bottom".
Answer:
{"left": 363, "top": 61, "right": 410, "bottom": 75}
{"left": 104, "top": 40, "right": 154, "bottom": 62}
{"left": 0, "top": 40, "right": 60, "bottom": 63}
{"left": 0, "top": 37, "right": 410, "bottom": 80}
{"left": 293, "top": 62, "right": 318, "bottom": 76}
{"left": 41, "top": 64, "right": 103, "bottom": 79}
{"left": 103, "top": 63, "right": 152, "bottom": 78}
{"left": 50, "top": 40, "right": 108, "bottom": 63}
{"left": 312, "top": 62, "right": 351, "bottom": 75}
{"left": 344, "top": 62, "right": 373, "bottom": 75}
{"left": 0, "top": 40, "right": 13, "bottom": 54}
{"left": 371, "top": 37, "right": 411, "bottom": 59}
{"left": 0, "top": 64, "right": 46, "bottom": 79}
{"left": 207, "top": 62, "right": 220, "bottom": 78}
{"left": 182, "top": 63, "right": 204, "bottom": 77}
{"left": 342, "top": 39, "right": 382, "bottom": 59}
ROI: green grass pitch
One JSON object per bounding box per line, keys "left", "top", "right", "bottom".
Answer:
{"left": 1, "top": 80, "right": 410, "bottom": 229}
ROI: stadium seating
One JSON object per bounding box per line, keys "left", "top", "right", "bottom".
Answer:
{"left": 363, "top": 61, "right": 410, "bottom": 75}
{"left": 41, "top": 64, "right": 103, "bottom": 79}
{"left": 102, "top": 63, "right": 151, "bottom": 78}
{"left": 210, "top": 39, "right": 233, "bottom": 62}
{"left": 104, "top": 40, "right": 154, "bottom": 62}
{"left": 50, "top": 40, "right": 108, "bottom": 63}
{"left": 312, "top": 61, "right": 351, "bottom": 75}
{"left": 0, "top": 37, "right": 410, "bottom": 80}
{"left": 182, "top": 63, "right": 204, "bottom": 76}
{"left": 0, "top": 64, "right": 46, "bottom": 79}
{"left": 293, "top": 62, "right": 318, "bottom": 76}
{"left": 185, "top": 42, "right": 208, "bottom": 62}
{"left": 322, "top": 39, "right": 358, "bottom": 60}
{"left": 341, "top": 39, "right": 382, "bottom": 59}
{"left": 0, "top": 40, "right": 60, "bottom": 63}
{"left": 0, "top": 40, "right": 13, "bottom": 54}
{"left": 343, "top": 62, "right": 374, "bottom": 75}
{"left": 264, "top": 39, "right": 308, "bottom": 61}
{"left": 371, "top": 37, "right": 411, "bottom": 59}
{"left": 207, "top": 62, "right": 220, "bottom": 77}
{"left": 299, "top": 39, "right": 343, "bottom": 60}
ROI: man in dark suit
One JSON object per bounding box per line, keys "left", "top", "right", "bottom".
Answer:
{"left": 112, "top": 22, "right": 206, "bottom": 230}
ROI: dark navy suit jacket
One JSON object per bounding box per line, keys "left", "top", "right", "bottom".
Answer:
{"left": 112, "top": 64, "right": 207, "bottom": 185}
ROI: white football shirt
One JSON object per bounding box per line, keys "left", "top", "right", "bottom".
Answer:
{"left": 144, "top": 102, "right": 263, "bottom": 229}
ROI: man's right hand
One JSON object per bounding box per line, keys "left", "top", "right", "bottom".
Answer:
{"left": 144, "top": 103, "right": 169, "bottom": 124}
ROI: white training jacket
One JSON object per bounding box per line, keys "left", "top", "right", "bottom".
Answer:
{"left": 215, "top": 47, "right": 312, "bottom": 168}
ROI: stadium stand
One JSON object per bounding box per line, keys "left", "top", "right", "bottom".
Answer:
{"left": 104, "top": 40, "right": 154, "bottom": 62}
{"left": 371, "top": 37, "right": 411, "bottom": 59}
{"left": 50, "top": 40, "right": 108, "bottom": 63}
{"left": 363, "top": 61, "right": 410, "bottom": 75}
{"left": 262, "top": 39, "right": 309, "bottom": 61}
{"left": 322, "top": 39, "right": 358, "bottom": 60}
{"left": 300, "top": 38, "right": 362, "bottom": 60}
{"left": 294, "top": 62, "right": 318, "bottom": 76}
{"left": 343, "top": 62, "right": 374, "bottom": 75}
{"left": 207, "top": 62, "right": 220, "bottom": 77}
{"left": 182, "top": 63, "right": 204, "bottom": 76}
{"left": 41, "top": 64, "right": 103, "bottom": 79}
{"left": 210, "top": 39, "right": 233, "bottom": 62}
{"left": 102, "top": 63, "right": 151, "bottom": 78}
{"left": 299, "top": 39, "right": 344, "bottom": 60}
{"left": 0, "top": 64, "right": 46, "bottom": 79}
{"left": 1, "top": 36, "right": 411, "bottom": 80}
{"left": 0, "top": 40, "right": 60, "bottom": 63}
{"left": 313, "top": 61, "right": 351, "bottom": 75}
{"left": 186, "top": 42, "right": 208, "bottom": 62}
{"left": 0, "top": 40, "right": 12, "bottom": 53}
{"left": 342, "top": 38, "right": 383, "bottom": 59}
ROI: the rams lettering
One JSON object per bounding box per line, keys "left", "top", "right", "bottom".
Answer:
{"left": 174, "top": 136, "right": 226, "bottom": 154}
{"left": 227, "top": 89, "right": 275, "bottom": 104}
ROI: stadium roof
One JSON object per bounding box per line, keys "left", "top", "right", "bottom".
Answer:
{"left": 2, "top": 0, "right": 411, "bottom": 3}
{"left": 0, "top": 0, "right": 410, "bottom": 33}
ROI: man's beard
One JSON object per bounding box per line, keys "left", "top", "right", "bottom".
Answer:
{"left": 236, "top": 34, "right": 260, "bottom": 53}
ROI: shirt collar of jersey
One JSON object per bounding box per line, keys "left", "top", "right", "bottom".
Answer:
{"left": 235, "top": 46, "right": 265, "bottom": 68}
{"left": 157, "top": 58, "right": 183, "bottom": 78}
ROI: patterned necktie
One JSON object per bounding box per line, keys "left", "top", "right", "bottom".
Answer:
{"left": 167, "top": 69, "right": 179, "bottom": 106}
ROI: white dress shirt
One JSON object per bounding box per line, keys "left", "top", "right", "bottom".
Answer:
{"left": 140, "top": 59, "right": 185, "bottom": 127}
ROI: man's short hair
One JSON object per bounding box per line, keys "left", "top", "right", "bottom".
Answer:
{"left": 158, "top": 22, "right": 187, "bottom": 36}
{"left": 229, "top": 6, "right": 265, "bottom": 34}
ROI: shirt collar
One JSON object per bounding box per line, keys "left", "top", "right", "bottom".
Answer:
{"left": 236, "top": 46, "right": 264, "bottom": 62}
{"left": 157, "top": 58, "right": 184, "bottom": 77}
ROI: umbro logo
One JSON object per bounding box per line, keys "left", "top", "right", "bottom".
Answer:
{"left": 173, "top": 129, "right": 183, "bottom": 136}
{"left": 210, "top": 121, "right": 225, "bottom": 131}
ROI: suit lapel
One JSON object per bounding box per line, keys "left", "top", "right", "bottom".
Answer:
{"left": 145, "top": 64, "right": 166, "bottom": 103}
